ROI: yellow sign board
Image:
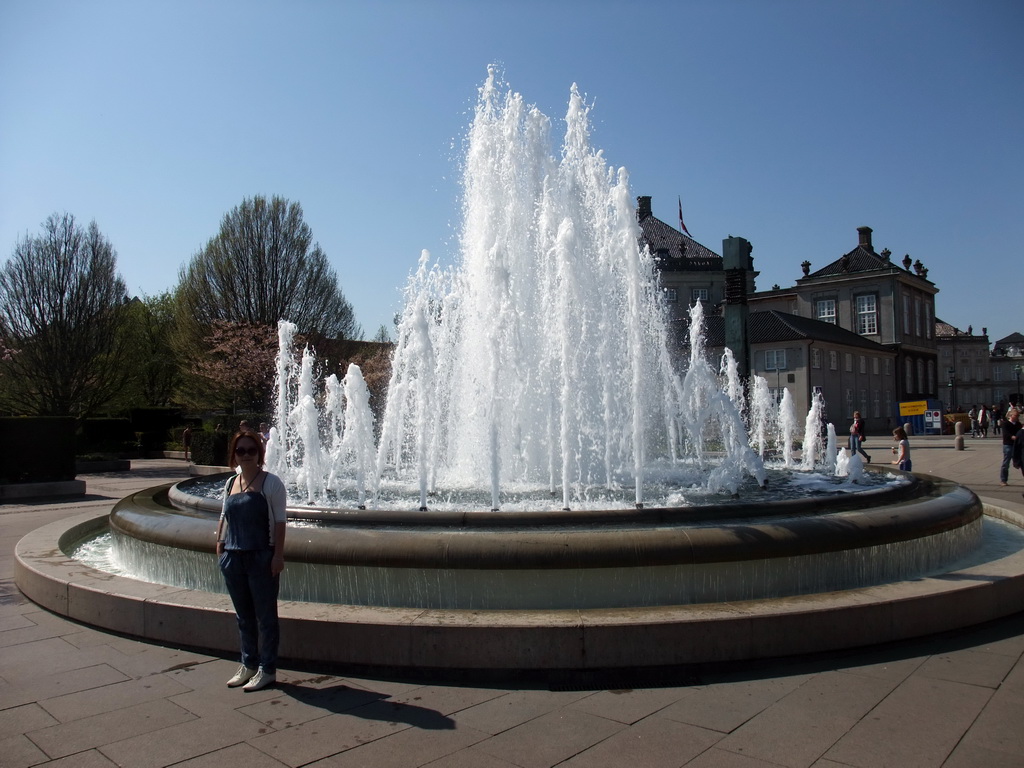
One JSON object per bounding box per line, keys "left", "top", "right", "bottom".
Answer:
{"left": 899, "top": 400, "right": 928, "bottom": 416}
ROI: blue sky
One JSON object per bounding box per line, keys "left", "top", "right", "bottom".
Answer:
{"left": 2, "top": 0, "right": 1021, "bottom": 343}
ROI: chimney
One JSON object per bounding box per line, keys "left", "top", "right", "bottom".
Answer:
{"left": 636, "top": 196, "right": 652, "bottom": 222}
{"left": 857, "top": 226, "right": 873, "bottom": 251}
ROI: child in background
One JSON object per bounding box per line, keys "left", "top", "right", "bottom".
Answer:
{"left": 891, "top": 427, "right": 911, "bottom": 471}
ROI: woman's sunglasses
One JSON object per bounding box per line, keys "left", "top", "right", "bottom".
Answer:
{"left": 234, "top": 446, "right": 260, "bottom": 457}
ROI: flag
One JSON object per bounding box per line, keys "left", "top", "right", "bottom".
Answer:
{"left": 678, "top": 197, "right": 691, "bottom": 237}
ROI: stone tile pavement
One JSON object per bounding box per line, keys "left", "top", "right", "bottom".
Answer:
{"left": 2, "top": 435, "right": 1024, "bottom": 767}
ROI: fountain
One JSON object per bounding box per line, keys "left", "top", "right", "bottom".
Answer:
{"left": 15, "top": 71, "right": 1024, "bottom": 673}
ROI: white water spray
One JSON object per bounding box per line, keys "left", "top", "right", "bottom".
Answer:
{"left": 268, "top": 72, "right": 769, "bottom": 509}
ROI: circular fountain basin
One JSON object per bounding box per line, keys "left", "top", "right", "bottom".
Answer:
{"left": 16, "top": 471, "right": 1024, "bottom": 673}
{"left": 101, "top": 473, "right": 984, "bottom": 611}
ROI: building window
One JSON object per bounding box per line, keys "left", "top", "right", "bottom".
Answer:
{"left": 873, "top": 357, "right": 880, "bottom": 376}
{"left": 665, "top": 288, "right": 678, "bottom": 303}
{"left": 925, "top": 303, "right": 932, "bottom": 339}
{"left": 873, "top": 390, "right": 881, "bottom": 418}
{"left": 829, "top": 351, "right": 838, "bottom": 371}
{"left": 903, "top": 295, "right": 911, "bottom": 334}
{"left": 915, "top": 298, "right": 922, "bottom": 337}
{"left": 885, "top": 359, "right": 892, "bottom": 376}
{"left": 918, "top": 360, "right": 925, "bottom": 393}
{"left": 905, "top": 360, "right": 913, "bottom": 393}
{"left": 856, "top": 294, "right": 877, "bottom": 335}
{"left": 816, "top": 299, "right": 837, "bottom": 324}
{"left": 812, "top": 349, "right": 821, "bottom": 369}
{"left": 764, "top": 349, "right": 786, "bottom": 370}
{"left": 768, "top": 387, "right": 786, "bottom": 404}
{"left": 859, "top": 355, "right": 867, "bottom": 374}
{"left": 994, "top": 365, "right": 1003, "bottom": 382}
{"left": 928, "top": 360, "right": 935, "bottom": 394}
{"left": 691, "top": 288, "right": 709, "bottom": 301}
{"left": 845, "top": 353, "right": 853, "bottom": 372}
{"left": 846, "top": 388, "right": 854, "bottom": 414}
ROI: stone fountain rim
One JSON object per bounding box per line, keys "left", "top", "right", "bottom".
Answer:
{"left": 115, "top": 474, "right": 982, "bottom": 569}
{"left": 14, "top": 498, "right": 1024, "bottom": 671}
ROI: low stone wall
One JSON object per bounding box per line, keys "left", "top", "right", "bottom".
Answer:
{"left": 0, "top": 480, "right": 86, "bottom": 502}
{"left": 76, "top": 460, "right": 131, "bottom": 473}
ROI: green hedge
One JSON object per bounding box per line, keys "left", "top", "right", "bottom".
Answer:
{"left": 190, "top": 430, "right": 231, "bottom": 466}
{"left": 0, "top": 417, "right": 77, "bottom": 483}
{"left": 76, "top": 409, "right": 186, "bottom": 454}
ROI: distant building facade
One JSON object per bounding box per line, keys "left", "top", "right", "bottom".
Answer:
{"left": 629, "top": 197, "right": 1024, "bottom": 432}
{"left": 935, "top": 322, "right": 992, "bottom": 411}
{"left": 991, "top": 332, "right": 1024, "bottom": 409}
{"left": 748, "top": 226, "right": 939, "bottom": 411}
{"left": 636, "top": 196, "right": 754, "bottom": 324}
{"left": 701, "top": 311, "right": 897, "bottom": 432}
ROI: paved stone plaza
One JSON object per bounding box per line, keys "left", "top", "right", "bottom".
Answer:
{"left": 3, "top": 436, "right": 1024, "bottom": 767}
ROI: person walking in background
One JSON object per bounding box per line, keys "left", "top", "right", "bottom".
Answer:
{"left": 891, "top": 426, "right": 912, "bottom": 471}
{"left": 215, "top": 430, "right": 288, "bottom": 692}
{"left": 849, "top": 411, "right": 871, "bottom": 463}
{"left": 1000, "top": 409, "right": 1021, "bottom": 486}
{"left": 969, "top": 406, "right": 979, "bottom": 437}
{"left": 979, "top": 406, "right": 989, "bottom": 438}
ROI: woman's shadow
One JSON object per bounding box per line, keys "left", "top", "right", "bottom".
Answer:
{"left": 274, "top": 678, "right": 455, "bottom": 730}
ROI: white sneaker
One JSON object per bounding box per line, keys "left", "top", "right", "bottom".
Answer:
{"left": 226, "top": 665, "right": 257, "bottom": 688}
{"left": 243, "top": 668, "right": 276, "bottom": 692}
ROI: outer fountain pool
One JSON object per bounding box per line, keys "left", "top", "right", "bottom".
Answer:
{"left": 96, "top": 472, "right": 981, "bottom": 611}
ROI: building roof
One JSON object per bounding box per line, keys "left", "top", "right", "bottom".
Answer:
{"left": 696, "top": 310, "right": 889, "bottom": 352}
{"left": 804, "top": 244, "right": 895, "bottom": 279}
{"left": 636, "top": 199, "right": 722, "bottom": 273}
{"left": 935, "top": 318, "right": 965, "bottom": 338}
{"left": 995, "top": 332, "right": 1024, "bottom": 346}
{"left": 801, "top": 226, "right": 934, "bottom": 288}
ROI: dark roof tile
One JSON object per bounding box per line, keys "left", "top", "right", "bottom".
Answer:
{"left": 639, "top": 215, "right": 722, "bottom": 272}
{"left": 689, "top": 310, "right": 887, "bottom": 352}
{"left": 804, "top": 246, "right": 898, "bottom": 278}
{"left": 995, "top": 332, "right": 1024, "bottom": 345}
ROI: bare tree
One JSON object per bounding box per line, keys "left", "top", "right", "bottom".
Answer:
{"left": 175, "top": 195, "right": 360, "bottom": 343}
{"left": 0, "top": 213, "right": 130, "bottom": 417}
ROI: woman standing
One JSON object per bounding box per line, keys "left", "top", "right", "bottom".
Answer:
{"left": 849, "top": 411, "right": 871, "bottom": 463}
{"left": 891, "top": 426, "right": 912, "bottom": 471}
{"left": 215, "top": 430, "right": 287, "bottom": 691}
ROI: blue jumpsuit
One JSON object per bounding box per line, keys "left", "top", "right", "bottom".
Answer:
{"left": 219, "top": 488, "right": 279, "bottom": 674}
